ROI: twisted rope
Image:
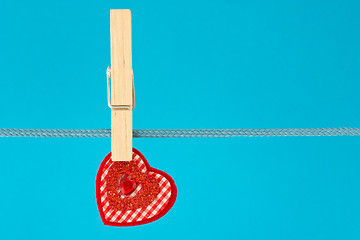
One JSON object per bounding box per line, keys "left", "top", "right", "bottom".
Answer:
{"left": 0, "top": 128, "right": 359, "bottom": 138}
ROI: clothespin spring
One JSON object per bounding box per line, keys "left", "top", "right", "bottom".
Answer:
{"left": 107, "top": 66, "right": 135, "bottom": 110}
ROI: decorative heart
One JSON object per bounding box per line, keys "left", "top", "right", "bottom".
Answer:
{"left": 96, "top": 148, "right": 177, "bottom": 226}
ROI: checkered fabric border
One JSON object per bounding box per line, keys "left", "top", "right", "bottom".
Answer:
{"left": 99, "top": 152, "right": 172, "bottom": 223}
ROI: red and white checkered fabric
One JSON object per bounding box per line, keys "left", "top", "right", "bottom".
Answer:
{"left": 96, "top": 149, "right": 176, "bottom": 226}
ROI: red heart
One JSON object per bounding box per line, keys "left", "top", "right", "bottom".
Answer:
{"left": 119, "top": 175, "right": 137, "bottom": 195}
{"left": 96, "top": 148, "right": 177, "bottom": 227}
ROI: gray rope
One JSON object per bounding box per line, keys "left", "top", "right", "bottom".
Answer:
{"left": 0, "top": 128, "right": 360, "bottom": 138}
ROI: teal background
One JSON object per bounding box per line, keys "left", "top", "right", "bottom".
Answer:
{"left": 0, "top": 0, "right": 360, "bottom": 239}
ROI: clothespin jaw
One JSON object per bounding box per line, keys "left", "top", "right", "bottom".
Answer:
{"left": 109, "top": 9, "right": 133, "bottom": 162}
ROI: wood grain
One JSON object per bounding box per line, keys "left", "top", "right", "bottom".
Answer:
{"left": 110, "top": 9, "right": 133, "bottom": 161}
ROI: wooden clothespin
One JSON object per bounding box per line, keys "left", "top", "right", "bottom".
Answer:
{"left": 107, "top": 9, "right": 134, "bottom": 161}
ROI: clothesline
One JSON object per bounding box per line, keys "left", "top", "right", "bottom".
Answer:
{"left": 0, "top": 128, "right": 359, "bottom": 138}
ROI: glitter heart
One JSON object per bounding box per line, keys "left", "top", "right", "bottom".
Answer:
{"left": 96, "top": 148, "right": 177, "bottom": 227}
{"left": 119, "top": 175, "right": 137, "bottom": 195}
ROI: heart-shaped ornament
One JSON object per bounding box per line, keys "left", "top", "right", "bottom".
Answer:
{"left": 96, "top": 148, "right": 177, "bottom": 226}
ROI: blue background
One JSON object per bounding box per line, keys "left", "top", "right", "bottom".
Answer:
{"left": 0, "top": 0, "right": 360, "bottom": 239}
